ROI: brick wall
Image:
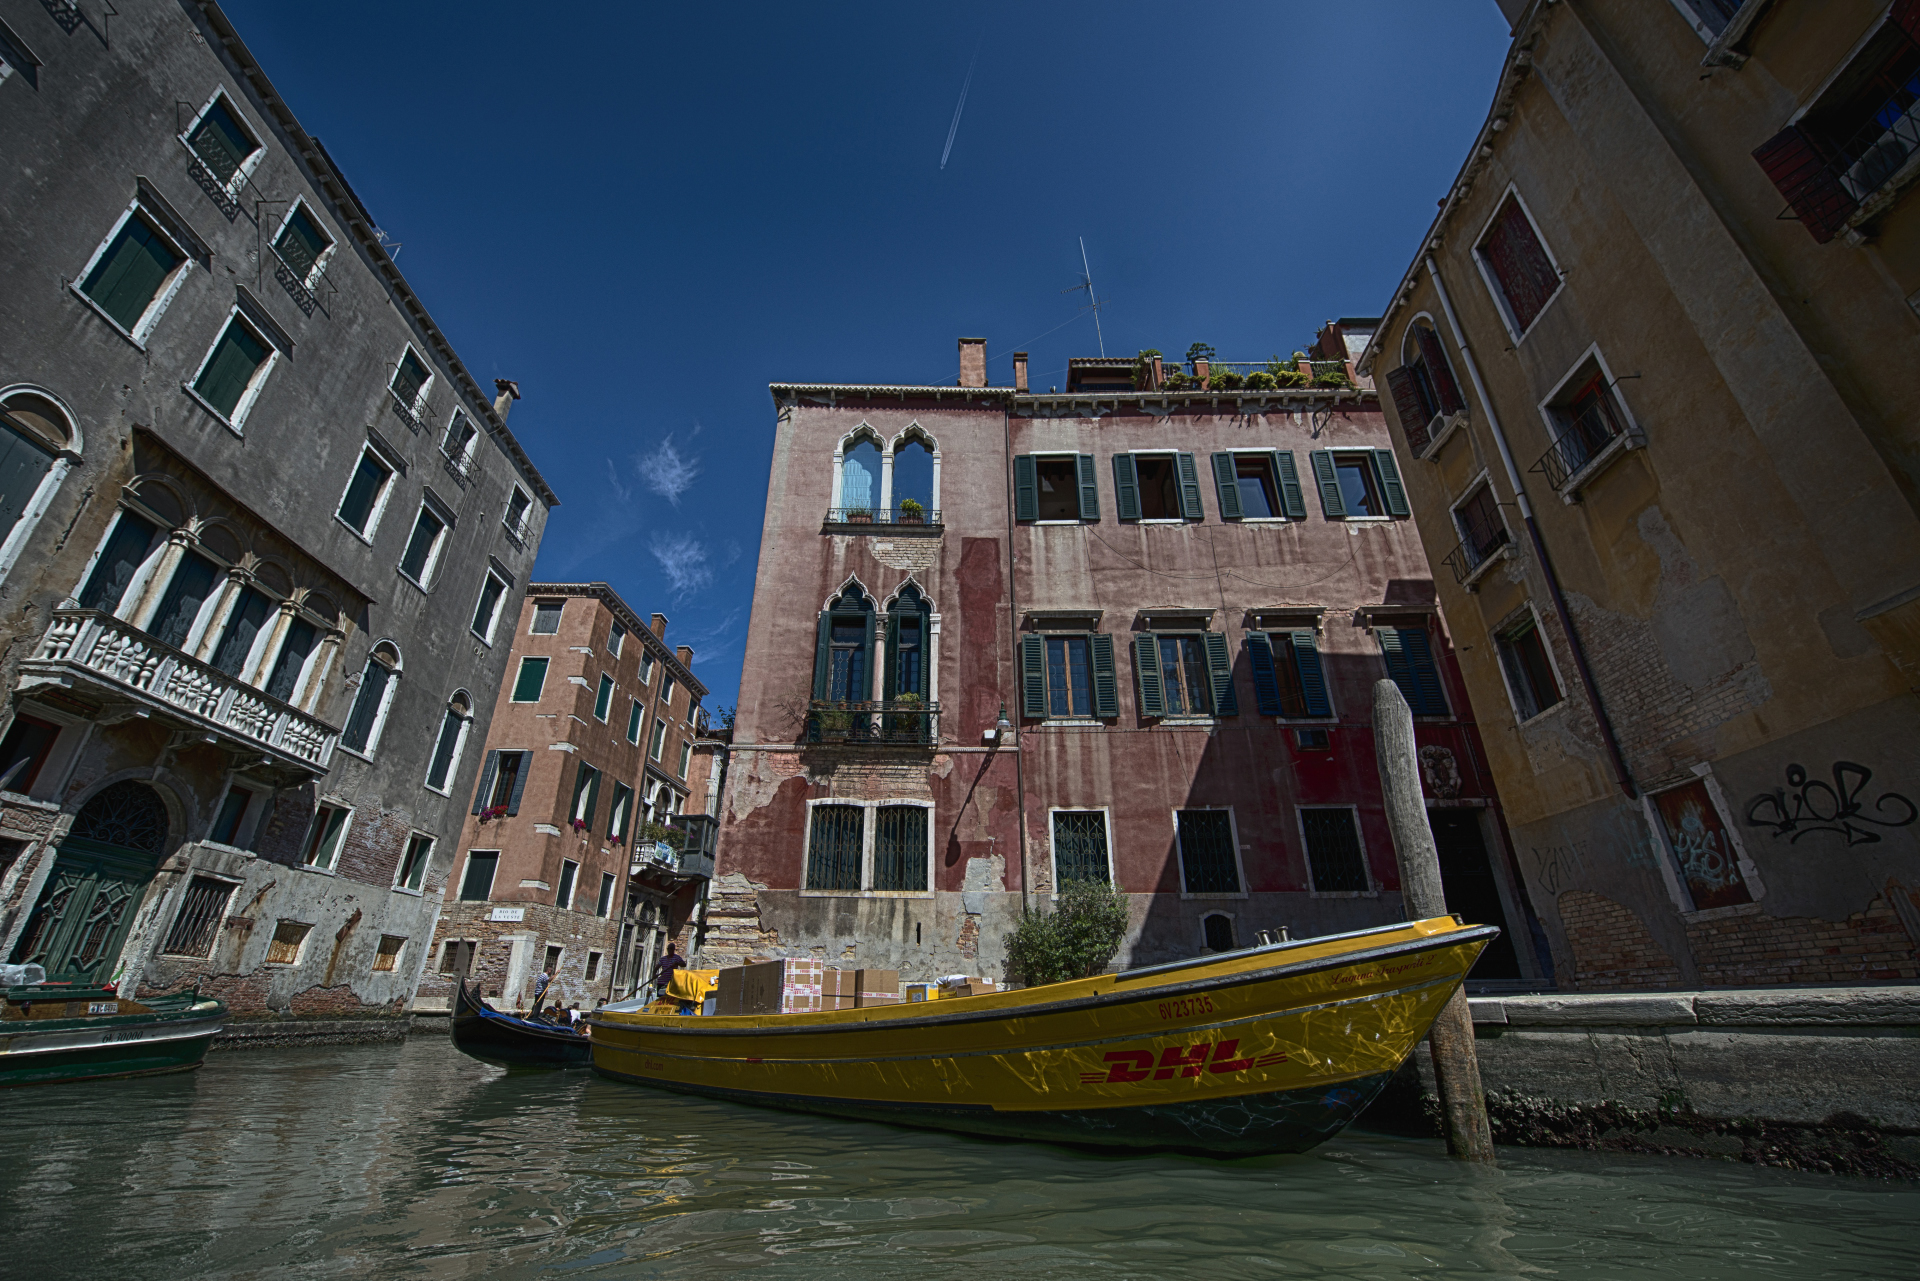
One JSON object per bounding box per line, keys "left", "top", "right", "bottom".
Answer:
{"left": 1686, "top": 894, "right": 1919, "bottom": 986}
{"left": 418, "top": 900, "right": 624, "bottom": 1010}
{"left": 1558, "top": 889, "right": 1684, "bottom": 989}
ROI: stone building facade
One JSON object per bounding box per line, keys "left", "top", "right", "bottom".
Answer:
{"left": 1357, "top": 0, "right": 1920, "bottom": 990}
{"left": 707, "top": 339, "right": 1537, "bottom": 986}
{"left": 0, "top": 0, "right": 556, "bottom": 1032}
{"left": 415, "top": 586, "right": 710, "bottom": 1013}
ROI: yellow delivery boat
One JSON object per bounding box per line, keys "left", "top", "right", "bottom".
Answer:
{"left": 590, "top": 916, "right": 1493, "bottom": 1155}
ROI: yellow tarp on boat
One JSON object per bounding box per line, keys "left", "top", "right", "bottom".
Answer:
{"left": 664, "top": 968, "right": 718, "bottom": 1004}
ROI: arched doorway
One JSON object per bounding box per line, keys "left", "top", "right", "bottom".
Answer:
{"left": 10, "top": 780, "right": 170, "bottom": 985}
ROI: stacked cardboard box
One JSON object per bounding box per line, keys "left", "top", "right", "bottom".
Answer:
{"left": 714, "top": 958, "right": 825, "bottom": 1015}
{"left": 904, "top": 983, "right": 937, "bottom": 1002}
{"left": 855, "top": 969, "right": 901, "bottom": 1008}
{"left": 822, "top": 969, "right": 857, "bottom": 1011}
{"left": 943, "top": 977, "right": 999, "bottom": 999}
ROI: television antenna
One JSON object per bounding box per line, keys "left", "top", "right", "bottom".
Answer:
{"left": 1060, "top": 237, "right": 1106, "bottom": 357}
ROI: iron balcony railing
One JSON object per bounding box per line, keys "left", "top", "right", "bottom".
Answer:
{"left": 806, "top": 699, "right": 940, "bottom": 746}
{"left": 21, "top": 609, "right": 339, "bottom": 773}
{"left": 1836, "top": 69, "right": 1920, "bottom": 202}
{"left": 1442, "top": 525, "right": 1513, "bottom": 585}
{"left": 823, "top": 507, "right": 942, "bottom": 527}
{"left": 629, "top": 842, "right": 715, "bottom": 881}
{"left": 1532, "top": 397, "right": 1628, "bottom": 491}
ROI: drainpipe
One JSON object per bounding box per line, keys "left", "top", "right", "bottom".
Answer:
{"left": 1003, "top": 396, "right": 1030, "bottom": 911}
{"left": 1424, "top": 255, "right": 1637, "bottom": 800}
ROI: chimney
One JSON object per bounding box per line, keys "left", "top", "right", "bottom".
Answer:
{"left": 1012, "top": 352, "right": 1028, "bottom": 393}
{"left": 650, "top": 612, "right": 668, "bottom": 638}
{"left": 1149, "top": 354, "right": 1164, "bottom": 389}
{"left": 958, "top": 337, "right": 987, "bottom": 388}
{"left": 1192, "top": 355, "right": 1210, "bottom": 384}
{"left": 493, "top": 378, "right": 520, "bottom": 421}
{"left": 676, "top": 644, "right": 694, "bottom": 667}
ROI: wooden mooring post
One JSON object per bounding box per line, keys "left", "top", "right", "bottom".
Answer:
{"left": 1372, "top": 678, "right": 1496, "bottom": 1163}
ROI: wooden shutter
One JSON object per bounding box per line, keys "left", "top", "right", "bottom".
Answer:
{"left": 1111, "top": 454, "right": 1141, "bottom": 520}
{"left": 884, "top": 610, "right": 900, "bottom": 700}
{"left": 1415, "top": 325, "right": 1464, "bottom": 414}
{"left": 1013, "top": 454, "right": 1038, "bottom": 521}
{"left": 1211, "top": 453, "right": 1243, "bottom": 520}
{"left": 1401, "top": 625, "right": 1448, "bottom": 715}
{"left": 1290, "top": 630, "right": 1331, "bottom": 717}
{"left": 0, "top": 424, "right": 55, "bottom": 537}
{"left": 912, "top": 601, "right": 931, "bottom": 697}
{"left": 1133, "top": 633, "right": 1164, "bottom": 717}
{"left": 811, "top": 612, "right": 832, "bottom": 700}
{"left": 862, "top": 608, "right": 877, "bottom": 701}
{"left": 1175, "top": 453, "right": 1204, "bottom": 519}
{"left": 1202, "top": 631, "right": 1238, "bottom": 716}
{"left": 1021, "top": 633, "right": 1047, "bottom": 718}
{"left": 1274, "top": 451, "right": 1307, "bottom": 520}
{"left": 506, "top": 752, "right": 530, "bottom": 814}
{"left": 1089, "top": 633, "right": 1118, "bottom": 717}
{"left": 1372, "top": 449, "right": 1410, "bottom": 516}
{"left": 1752, "top": 124, "right": 1857, "bottom": 245}
{"left": 1309, "top": 451, "right": 1345, "bottom": 517}
{"left": 471, "top": 750, "right": 499, "bottom": 814}
{"left": 571, "top": 761, "right": 592, "bottom": 819}
{"left": 584, "top": 768, "right": 602, "bottom": 831}
{"left": 1386, "top": 368, "right": 1433, "bottom": 455}
{"left": 85, "top": 220, "right": 179, "bottom": 332}
{"left": 1246, "top": 632, "right": 1281, "bottom": 716}
{"left": 1378, "top": 626, "right": 1416, "bottom": 710}
{"left": 1076, "top": 454, "right": 1100, "bottom": 519}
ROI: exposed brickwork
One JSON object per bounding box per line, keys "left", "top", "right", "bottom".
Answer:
{"left": 417, "top": 899, "right": 624, "bottom": 1011}
{"left": 1559, "top": 889, "right": 1683, "bottom": 989}
{"left": 1686, "top": 895, "right": 1919, "bottom": 986}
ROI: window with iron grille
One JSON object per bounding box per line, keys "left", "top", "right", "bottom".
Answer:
{"left": 1476, "top": 194, "right": 1562, "bottom": 336}
{"left": 872, "top": 805, "right": 927, "bottom": 891}
{"left": 1301, "top": 808, "right": 1369, "bottom": 893}
{"left": 1176, "top": 810, "right": 1240, "bottom": 894}
{"left": 585, "top": 950, "right": 602, "bottom": 981}
{"left": 1203, "top": 913, "right": 1235, "bottom": 952}
{"left": 372, "top": 935, "right": 404, "bottom": 972}
{"left": 160, "top": 876, "right": 235, "bottom": 957}
{"left": 185, "top": 97, "right": 260, "bottom": 188}
{"left": 805, "top": 804, "right": 863, "bottom": 891}
{"left": 1051, "top": 810, "right": 1110, "bottom": 885}
{"left": 265, "top": 919, "right": 312, "bottom": 965}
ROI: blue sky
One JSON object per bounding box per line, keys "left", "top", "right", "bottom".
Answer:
{"left": 222, "top": 1, "right": 1512, "bottom": 711}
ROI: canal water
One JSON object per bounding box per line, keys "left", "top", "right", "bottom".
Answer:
{"left": 1, "top": 1037, "right": 1913, "bottom": 1280}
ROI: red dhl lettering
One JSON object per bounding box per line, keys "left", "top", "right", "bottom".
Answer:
{"left": 1086, "top": 1039, "right": 1270, "bottom": 1085}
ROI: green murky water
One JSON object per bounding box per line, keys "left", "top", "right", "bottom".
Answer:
{"left": 0, "top": 1035, "right": 1912, "bottom": 1279}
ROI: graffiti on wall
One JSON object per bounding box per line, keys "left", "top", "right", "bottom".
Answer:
{"left": 1653, "top": 781, "right": 1751, "bottom": 910}
{"left": 1743, "top": 762, "right": 1917, "bottom": 847}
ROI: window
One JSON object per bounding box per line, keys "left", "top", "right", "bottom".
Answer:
{"left": 342, "top": 642, "right": 400, "bottom": 756}
{"left": 458, "top": 851, "right": 499, "bottom": 902}
{"left": 594, "top": 673, "right": 614, "bottom": 721}
{"left": 0, "top": 21, "right": 40, "bottom": 88}
{"left": 806, "top": 804, "right": 864, "bottom": 891}
{"left": 209, "top": 586, "right": 273, "bottom": 676}
{"left": 873, "top": 805, "right": 928, "bottom": 891}
{"left": 840, "top": 437, "right": 880, "bottom": 513}
{"left": 272, "top": 204, "right": 332, "bottom": 287}
{"left": 1536, "top": 360, "right": 1634, "bottom": 491}
{"left": 265, "top": 618, "right": 318, "bottom": 704}
{"left": 147, "top": 551, "right": 219, "bottom": 650}
{"left": 1387, "top": 320, "right": 1467, "bottom": 455}
{"left": 439, "top": 939, "right": 476, "bottom": 976}
{"left": 1113, "top": 452, "right": 1201, "bottom": 521}
{"left": 531, "top": 599, "right": 563, "bottom": 634}
{"left": 1496, "top": 609, "right": 1564, "bottom": 722}
{"left": 442, "top": 412, "right": 477, "bottom": 466}
{"left": 471, "top": 571, "right": 508, "bottom": 641}
{"left": 1051, "top": 810, "right": 1111, "bottom": 885}
{"left": 1475, "top": 193, "right": 1562, "bottom": 337}
{"left": 472, "top": 749, "right": 528, "bottom": 816}
{"left": 1653, "top": 779, "right": 1754, "bottom": 911}
{"left": 812, "top": 584, "right": 874, "bottom": 704}
{"left": 337, "top": 448, "right": 394, "bottom": 538}
{"left": 425, "top": 692, "right": 471, "bottom": 793}
{"left": 677, "top": 739, "right": 692, "bottom": 778}
{"left": 544, "top": 944, "right": 564, "bottom": 974}
{"left": 301, "top": 804, "right": 349, "bottom": 870}
{"left": 1209, "top": 451, "right": 1305, "bottom": 521}
{"left": 887, "top": 586, "right": 930, "bottom": 700}
{"left": 1449, "top": 482, "right": 1510, "bottom": 580}
{"left": 1020, "top": 632, "right": 1118, "bottom": 719}
{"left": 0, "top": 714, "right": 61, "bottom": 794}
{"left": 626, "top": 698, "right": 644, "bottom": 744}
{"left": 79, "top": 211, "right": 186, "bottom": 337}
{"left": 1308, "top": 449, "right": 1408, "bottom": 519}
{"left": 189, "top": 315, "right": 274, "bottom": 426}
{"left": 659, "top": 673, "right": 676, "bottom": 708}
{"left": 556, "top": 858, "right": 579, "bottom": 910}
{"left": 1671, "top": 0, "right": 1744, "bottom": 39}
{"left": 1203, "top": 914, "right": 1235, "bottom": 952}
{"left": 649, "top": 719, "right": 667, "bottom": 761}
{"left": 608, "top": 621, "right": 626, "bottom": 658}
{"left": 1301, "top": 808, "right": 1369, "bottom": 893}
{"left": 398, "top": 504, "right": 447, "bottom": 586}
{"left": 183, "top": 96, "right": 260, "bottom": 191}
{"left": 1377, "top": 623, "right": 1448, "bottom": 717}
{"left": 608, "top": 782, "right": 634, "bottom": 841}
{"left": 390, "top": 347, "right": 432, "bottom": 419}
{"left": 372, "top": 935, "right": 405, "bottom": 972}
{"left": 1013, "top": 454, "right": 1099, "bottom": 521}
{"left": 1176, "top": 810, "right": 1240, "bottom": 894}
{"left": 570, "top": 762, "right": 601, "bottom": 831}
{"left": 161, "top": 876, "right": 234, "bottom": 957}
{"left": 77, "top": 511, "right": 159, "bottom": 613}
{"left": 1246, "top": 631, "right": 1332, "bottom": 718}
{"left": 396, "top": 833, "right": 432, "bottom": 892}
{"left": 585, "top": 949, "right": 603, "bottom": 980}
{"left": 504, "top": 486, "right": 532, "bottom": 539}
{"left": 512, "top": 656, "right": 549, "bottom": 703}
{"left": 639, "top": 651, "right": 655, "bottom": 686}
{"left": 209, "top": 785, "right": 251, "bottom": 845}
{"left": 1132, "top": 632, "right": 1235, "bottom": 718}
{"left": 265, "top": 919, "right": 312, "bottom": 965}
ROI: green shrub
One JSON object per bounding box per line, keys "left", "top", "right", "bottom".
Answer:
{"left": 1244, "top": 371, "right": 1278, "bottom": 390}
{"left": 1161, "top": 371, "right": 1193, "bottom": 391}
{"left": 1312, "top": 369, "right": 1354, "bottom": 389}
{"left": 1003, "top": 878, "right": 1131, "bottom": 987}
{"left": 1208, "top": 370, "right": 1244, "bottom": 391}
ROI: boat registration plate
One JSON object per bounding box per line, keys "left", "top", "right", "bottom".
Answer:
{"left": 87, "top": 1001, "right": 117, "bottom": 1015}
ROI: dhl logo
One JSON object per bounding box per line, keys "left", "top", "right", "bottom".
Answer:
{"left": 1079, "top": 1039, "right": 1288, "bottom": 1085}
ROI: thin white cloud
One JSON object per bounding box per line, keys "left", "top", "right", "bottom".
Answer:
{"left": 650, "top": 531, "right": 712, "bottom": 598}
{"left": 606, "top": 457, "right": 632, "bottom": 503}
{"left": 638, "top": 437, "right": 701, "bottom": 506}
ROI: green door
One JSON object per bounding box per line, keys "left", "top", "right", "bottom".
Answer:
{"left": 10, "top": 781, "right": 169, "bottom": 986}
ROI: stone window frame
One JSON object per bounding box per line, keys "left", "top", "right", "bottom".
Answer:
{"left": 1394, "top": 313, "right": 1469, "bottom": 458}
{"left": 394, "top": 830, "right": 434, "bottom": 895}
{"left": 69, "top": 196, "right": 200, "bottom": 349}
{"left": 1297, "top": 803, "right": 1378, "bottom": 899}
{"left": 1047, "top": 806, "right": 1115, "bottom": 888}
{"left": 798, "top": 796, "right": 936, "bottom": 900}
{"left": 299, "top": 798, "right": 355, "bottom": 874}
{"left": 422, "top": 688, "right": 474, "bottom": 797}
{"left": 395, "top": 491, "right": 456, "bottom": 591}
{"left": 339, "top": 638, "right": 403, "bottom": 762}
{"left": 333, "top": 444, "right": 398, "bottom": 544}
{"left": 1490, "top": 601, "right": 1569, "bottom": 727}
{"left": 1638, "top": 764, "right": 1769, "bottom": 920}
{"left": 387, "top": 342, "right": 436, "bottom": 425}
{"left": 1199, "top": 910, "right": 1239, "bottom": 954}
{"left": 177, "top": 86, "right": 268, "bottom": 202}
{"left": 202, "top": 775, "right": 268, "bottom": 851}
{"left": 1172, "top": 805, "right": 1248, "bottom": 901}
{"left": 1470, "top": 184, "right": 1567, "bottom": 346}
{"left": 266, "top": 197, "right": 337, "bottom": 293}
{"left": 0, "top": 386, "right": 83, "bottom": 592}
{"left": 828, "top": 420, "right": 943, "bottom": 519}
{"left": 1447, "top": 469, "right": 1514, "bottom": 591}
{"left": 1534, "top": 344, "right": 1646, "bottom": 502}
{"left": 457, "top": 849, "right": 501, "bottom": 903}
{"left": 183, "top": 305, "right": 283, "bottom": 435}
{"left": 470, "top": 566, "right": 510, "bottom": 645}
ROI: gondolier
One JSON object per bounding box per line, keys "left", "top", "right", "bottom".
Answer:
{"left": 650, "top": 944, "right": 685, "bottom": 997}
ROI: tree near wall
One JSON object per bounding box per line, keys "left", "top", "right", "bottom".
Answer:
{"left": 1003, "top": 879, "right": 1130, "bottom": 986}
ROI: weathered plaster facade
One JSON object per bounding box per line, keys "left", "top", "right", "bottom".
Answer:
{"left": 0, "top": 0, "right": 556, "bottom": 1035}
{"left": 1359, "top": 0, "right": 1920, "bottom": 990}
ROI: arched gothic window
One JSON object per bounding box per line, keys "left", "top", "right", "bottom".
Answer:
{"left": 0, "top": 389, "right": 79, "bottom": 588}
{"left": 1386, "top": 319, "right": 1466, "bottom": 452}
{"left": 425, "top": 688, "right": 473, "bottom": 794}
{"left": 840, "top": 439, "right": 880, "bottom": 514}
{"left": 812, "top": 584, "right": 874, "bottom": 705}
{"left": 887, "top": 584, "right": 931, "bottom": 702}
{"left": 343, "top": 640, "right": 402, "bottom": 756}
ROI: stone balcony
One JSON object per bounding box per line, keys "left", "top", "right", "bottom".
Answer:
{"left": 18, "top": 609, "right": 338, "bottom": 775}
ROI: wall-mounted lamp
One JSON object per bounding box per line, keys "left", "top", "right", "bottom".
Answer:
{"left": 985, "top": 703, "right": 1012, "bottom": 747}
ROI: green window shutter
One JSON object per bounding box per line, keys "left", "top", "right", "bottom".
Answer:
{"left": 862, "top": 609, "right": 876, "bottom": 700}
{"left": 1246, "top": 632, "right": 1281, "bottom": 716}
{"left": 912, "top": 601, "right": 931, "bottom": 698}
{"left": 594, "top": 674, "right": 613, "bottom": 720}
{"left": 1175, "top": 453, "right": 1204, "bottom": 519}
{"left": 1290, "top": 630, "right": 1332, "bottom": 717}
{"left": 194, "top": 322, "right": 269, "bottom": 418}
{"left": 1076, "top": 454, "right": 1100, "bottom": 519}
{"left": 584, "top": 769, "right": 602, "bottom": 831}
{"left": 1275, "top": 451, "right": 1307, "bottom": 520}
{"left": 884, "top": 610, "right": 901, "bottom": 702}
{"left": 1309, "top": 451, "right": 1345, "bottom": 518}
{"left": 1373, "top": 448, "right": 1410, "bottom": 517}
{"left": 470, "top": 750, "right": 499, "bottom": 814}
{"left": 82, "top": 218, "right": 182, "bottom": 332}
{"left": 1021, "top": 633, "right": 1047, "bottom": 718}
{"left": 512, "top": 656, "right": 548, "bottom": 702}
{"left": 1112, "top": 454, "right": 1140, "bottom": 521}
{"left": 812, "top": 612, "right": 832, "bottom": 700}
{"left": 1211, "top": 453, "right": 1243, "bottom": 521}
{"left": 1203, "top": 631, "right": 1238, "bottom": 716}
{"left": 1133, "top": 632, "right": 1164, "bottom": 717}
{"left": 1378, "top": 627, "right": 1416, "bottom": 708}
{"left": 1013, "top": 454, "right": 1038, "bottom": 521}
{"left": 506, "top": 752, "right": 530, "bottom": 814}
{"left": 1089, "top": 633, "right": 1118, "bottom": 717}
{"left": 1400, "top": 625, "right": 1448, "bottom": 715}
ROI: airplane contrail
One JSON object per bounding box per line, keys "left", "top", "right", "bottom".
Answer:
{"left": 940, "top": 43, "right": 981, "bottom": 170}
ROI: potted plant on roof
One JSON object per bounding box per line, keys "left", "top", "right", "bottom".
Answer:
{"left": 898, "top": 498, "right": 925, "bottom": 524}
{"left": 847, "top": 506, "right": 874, "bottom": 524}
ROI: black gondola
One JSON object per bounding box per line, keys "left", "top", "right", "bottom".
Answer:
{"left": 450, "top": 978, "right": 594, "bottom": 1069}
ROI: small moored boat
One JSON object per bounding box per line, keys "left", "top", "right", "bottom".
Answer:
{"left": 450, "top": 978, "right": 593, "bottom": 1069}
{"left": 0, "top": 983, "right": 225, "bottom": 1087}
{"left": 589, "top": 916, "right": 1495, "bottom": 1155}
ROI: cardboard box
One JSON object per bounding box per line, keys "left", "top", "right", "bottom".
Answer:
{"left": 822, "top": 994, "right": 858, "bottom": 1011}
{"left": 735, "top": 958, "right": 824, "bottom": 1015}
{"left": 856, "top": 969, "right": 900, "bottom": 995}
{"left": 904, "top": 983, "right": 935, "bottom": 1002}
{"left": 822, "top": 969, "right": 856, "bottom": 997}
{"left": 857, "top": 992, "right": 902, "bottom": 1008}
{"left": 714, "top": 966, "right": 747, "bottom": 1016}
